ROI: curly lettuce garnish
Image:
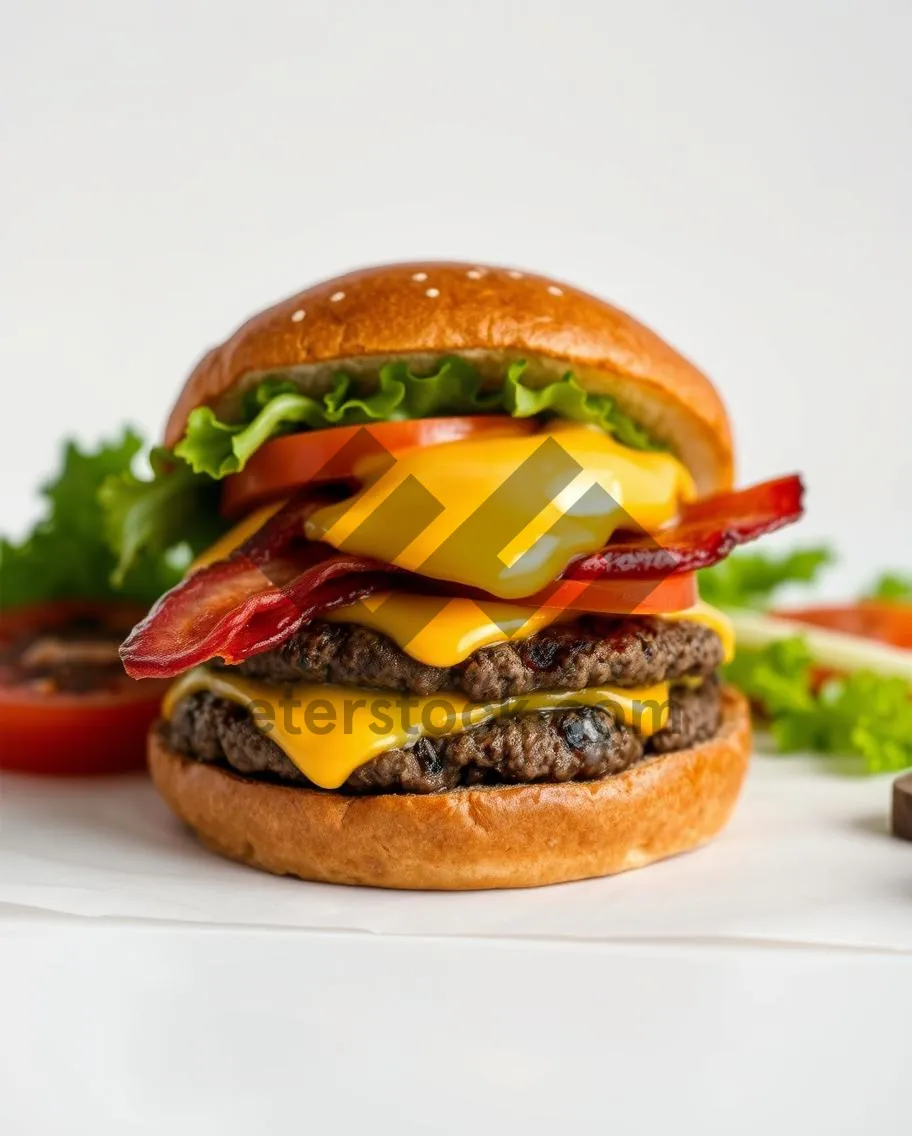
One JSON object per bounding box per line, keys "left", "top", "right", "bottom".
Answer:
{"left": 0, "top": 432, "right": 191, "bottom": 608}
{"left": 173, "top": 358, "right": 664, "bottom": 479}
{"left": 699, "top": 547, "right": 912, "bottom": 774}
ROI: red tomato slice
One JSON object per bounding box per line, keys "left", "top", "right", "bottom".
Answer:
{"left": 526, "top": 572, "right": 698, "bottom": 615}
{"left": 0, "top": 601, "right": 168, "bottom": 776}
{"left": 221, "top": 416, "right": 538, "bottom": 517}
{"left": 774, "top": 601, "right": 912, "bottom": 650}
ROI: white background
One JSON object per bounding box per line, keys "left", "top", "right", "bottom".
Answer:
{"left": 2, "top": 3, "right": 910, "bottom": 1133}
{"left": 2, "top": 0, "right": 911, "bottom": 588}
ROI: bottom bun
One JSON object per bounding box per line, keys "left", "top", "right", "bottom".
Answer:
{"left": 148, "top": 686, "right": 751, "bottom": 890}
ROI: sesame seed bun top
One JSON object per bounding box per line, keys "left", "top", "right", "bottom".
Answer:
{"left": 164, "top": 261, "right": 734, "bottom": 494}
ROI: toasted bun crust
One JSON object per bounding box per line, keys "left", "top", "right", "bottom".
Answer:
{"left": 148, "top": 686, "right": 750, "bottom": 890}
{"left": 165, "top": 262, "right": 733, "bottom": 494}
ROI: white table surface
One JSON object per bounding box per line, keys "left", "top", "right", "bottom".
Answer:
{"left": 1, "top": 754, "right": 909, "bottom": 1135}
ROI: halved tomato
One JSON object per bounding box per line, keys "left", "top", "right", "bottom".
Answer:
{"left": 0, "top": 600, "right": 168, "bottom": 776}
{"left": 774, "top": 601, "right": 912, "bottom": 650}
{"left": 221, "top": 416, "right": 538, "bottom": 517}
{"left": 527, "top": 572, "right": 698, "bottom": 615}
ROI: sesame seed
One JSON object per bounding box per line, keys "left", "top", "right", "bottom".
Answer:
{"left": 290, "top": 309, "right": 306, "bottom": 322}
{"left": 547, "top": 285, "right": 563, "bottom": 296}
{"left": 507, "top": 270, "right": 523, "bottom": 279}
{"left": 466, "top": 269, "right": 482, "bottom": 280}
{"left": 330, "top": 291, "right": 345, "bottom": 302}
{"left": 425, "top": 287, "right": 440, "bottom": 298}
{"left": 411, "top": 271, "right": 428, "bottom": 282}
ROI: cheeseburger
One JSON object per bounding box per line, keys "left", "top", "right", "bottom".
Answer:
{"left": 117, "top": 262, "right": 803, "bottom": 888}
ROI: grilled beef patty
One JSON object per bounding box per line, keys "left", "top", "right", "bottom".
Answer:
{"left": 164, "top": 679, "right": 722, "bottom": 795}
{"left": 225, "top": 615, "right": 724, "bottom": 701}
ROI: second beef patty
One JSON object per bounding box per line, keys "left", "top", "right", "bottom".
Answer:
{"left": 225, "top": 614, "right": 724, "bottom": 701}
{"left": 165, "top": 678, "right": 722, "bottom": 795}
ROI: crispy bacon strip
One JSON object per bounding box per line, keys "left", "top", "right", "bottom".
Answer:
{"left": 567, "top": 475, "right": 804, "bottom": 579}
{"left": 120, "top": 474, "right": 804, "bottom": 679}
{"left": 120, "top": 491, "right": 405, "bottom": 678}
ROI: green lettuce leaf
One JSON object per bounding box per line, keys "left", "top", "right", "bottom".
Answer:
{"left": 704, "top": 551, "right": 912, "bottom": 774}
{"left": 99, "top": 448, "right": 223, "bottom": 586}
{"left": 865, "top": 572, "right": 912, "bottom": 603}
{"left": 0, "top": 432, "right": 187, "bottom": 609}
{"left": 103, "top": 356, "right": 662, "bottom": 585}
{"left": 724, "top": 637, "right": 912, "bottom": 773}
{"left": 173, "top": 357, "right": 664, "bottom": 479}
{"left": 699, "top": 546, "right": 834, "bottom": 609}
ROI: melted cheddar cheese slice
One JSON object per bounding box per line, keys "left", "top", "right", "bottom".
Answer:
{"left": 327, "top": 593, "right": 736, "bottom": 667}
{"left": 163, "top": 668, "right": 670, "bottom": 789}
{"left": 328, "top": 593, "right": 571, "bottom": 666}
{"left": 305, "top": 422, "right": 695, "bottom": 599}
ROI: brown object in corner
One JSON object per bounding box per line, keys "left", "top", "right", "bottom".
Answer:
{"left": 892, "top": 773, "right": 912, "bottom": 842}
